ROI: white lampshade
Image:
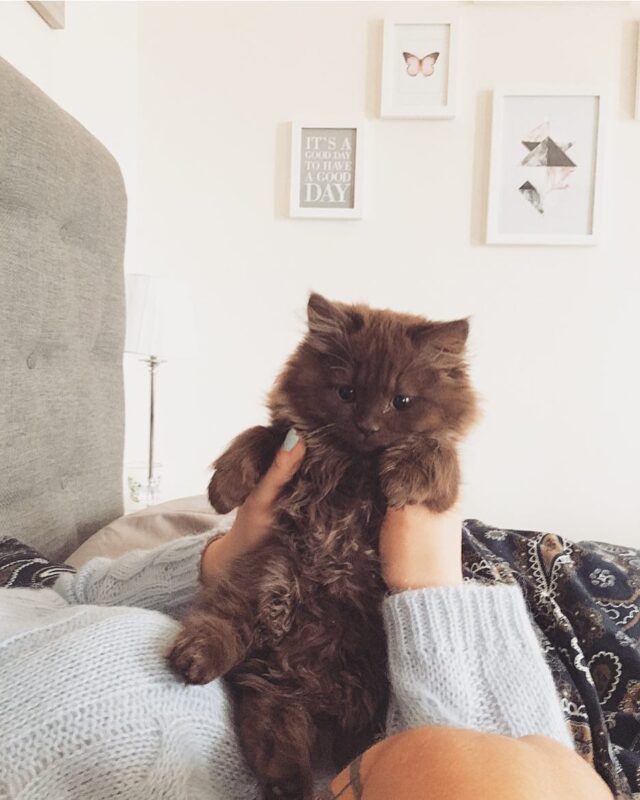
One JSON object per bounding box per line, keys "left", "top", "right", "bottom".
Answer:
{"left": 125, "top": 273, "right": 198, "bottom": 359}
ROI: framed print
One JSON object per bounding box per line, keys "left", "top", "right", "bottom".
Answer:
{"left": 289, "top": 122, "right": 365, "bottom": 219}
{"left": 635, "top": 23, "right": 640, "bottom": 121}
{"left": 28, "top": 1, "right": 65, "bottom": 29}
{"left": 486, "top": 90, "right": 606, "bottom": 246}
{"left": 380, "top": 19, "right": 456, "bottom": 119}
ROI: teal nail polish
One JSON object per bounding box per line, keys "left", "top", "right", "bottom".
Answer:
{"left": 282, "top": 428, "right": 299, "bottom": 451}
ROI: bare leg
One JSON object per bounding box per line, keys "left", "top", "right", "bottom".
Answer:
{"left": 323, "top": 727, "right": 613, "bottom": 800}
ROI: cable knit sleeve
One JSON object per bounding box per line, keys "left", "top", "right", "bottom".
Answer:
{"left": 383, "top": 582, "right": 574, "bottom": 749}
{"left": 51, "top": 531, "right": 225, "bottom": 619}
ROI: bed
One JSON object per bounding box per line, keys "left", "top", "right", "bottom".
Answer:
{"left": 0, "top": 55, "right": 227, "bottom": 569}
{"left": 1, "top": 54, "right": 638, "bottom": 800}
{"left": 0, "top": 55, "right": 126, "bottom": 561}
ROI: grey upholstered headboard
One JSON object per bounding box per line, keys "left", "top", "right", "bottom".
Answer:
{"left": 0, "top": 57, "right": 127, "bottom": 560}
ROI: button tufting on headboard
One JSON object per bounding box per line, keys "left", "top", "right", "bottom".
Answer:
{"left": 0, "top": 57, "right": 127, "bottom": 560}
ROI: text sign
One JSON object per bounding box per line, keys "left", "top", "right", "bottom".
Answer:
{"left": 298, "top": 127, "right": 357, "bottom": 209}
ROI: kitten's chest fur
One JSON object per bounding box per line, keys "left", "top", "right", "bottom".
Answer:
{"left": 232, "top": 443, "right": 388, "bottom": 706}
{"left": 273, "top": 443, "right": 384, "bottom": 599}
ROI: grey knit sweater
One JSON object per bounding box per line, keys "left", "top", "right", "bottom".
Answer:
{"left": 0, "top": 532, "right": 572, "bottom": 799}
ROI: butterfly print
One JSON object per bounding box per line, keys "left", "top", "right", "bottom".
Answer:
{"left": 402, "top": 51, "right": 440, "bottom": 77}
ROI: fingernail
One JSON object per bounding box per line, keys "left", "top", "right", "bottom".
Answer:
{"left": 281, "top": 428, "right": 299, "bottom": 452}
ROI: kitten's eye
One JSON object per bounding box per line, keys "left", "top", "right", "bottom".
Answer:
{"left": 392, "top": 394, "right": 412, "bottom": 411}
{"left": 337, "top": 385, "right": 355, "bottom": 402}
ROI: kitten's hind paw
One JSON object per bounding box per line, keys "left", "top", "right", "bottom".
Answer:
{"left": 263, "top": 776, "right": 310, "bottom": 800}
{"left": 166, "top": 619, "right": 238, "bottom": 684}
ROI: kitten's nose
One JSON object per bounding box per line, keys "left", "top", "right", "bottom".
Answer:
{"left": 355, "top": 419, "right": 380, "bottom": 437}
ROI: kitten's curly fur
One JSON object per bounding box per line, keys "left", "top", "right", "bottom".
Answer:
{"left": 168, "top": 293, "right": 478, "bottom": 799}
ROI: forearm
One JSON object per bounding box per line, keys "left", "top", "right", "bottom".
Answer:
{"left": 384, "top": 582, "right": 574, "bottom": 749}
{"left": 52, "top": 530, "right": 226, "bottom": 618}
{"left": 52, "top": 429, "right": 304, "bottom": 616}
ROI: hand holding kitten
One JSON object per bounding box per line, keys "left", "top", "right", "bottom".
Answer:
{"left": 379, "top": 503, "right": 464, "bottom": 591}
{"left": 201, "top": 428, "right": 463, "bottom": 593}
{"left": 200, "top": 429, "right": 305, "bottom": 585}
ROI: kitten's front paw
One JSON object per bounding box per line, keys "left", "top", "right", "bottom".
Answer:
{"left": 167, "top": 621, "right": 235, "bottom": 684}
{"left": 207, "top": 425, "right": 282, "bottom": 513}
{"left": 208, "top": 466, "right": 257, "bottom": 514}
{"left": 379, "top": 438, "right": 459, "bottom": 512}
{"left": 379, "top": 461, "right": 427, "bottom": 508}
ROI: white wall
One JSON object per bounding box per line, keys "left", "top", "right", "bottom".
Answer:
{"left": 135, "top": 0, "right": 640, "bottom": 548}
{"left": 3, "top": 1, "right": 639, "bottom": 547}
{"left": 0, "top": 0, "right": 143, "bottom": 510}
{"left": 0, "top": 1, "right": 139, "bottom": 269}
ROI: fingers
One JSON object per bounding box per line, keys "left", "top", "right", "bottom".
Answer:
{"left": 250, "top": 428, "right": 305, "bottom": 509}
{"left": 220, "top": 429, "right": 305, "bottom": 560}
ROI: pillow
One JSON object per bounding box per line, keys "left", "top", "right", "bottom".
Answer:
{"left": 64, "top": 494, "right": 235, "bottom": 568}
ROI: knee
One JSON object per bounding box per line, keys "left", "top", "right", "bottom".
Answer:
{"left": 329, "top": 726, "right": 613, "bottom": 800}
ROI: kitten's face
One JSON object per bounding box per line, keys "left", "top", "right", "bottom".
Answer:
{"left": 270, "top": 294, "right": 477, "bottom": 454}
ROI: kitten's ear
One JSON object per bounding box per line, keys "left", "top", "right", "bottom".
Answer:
{"left": 307, "top": 292, "right": 363, "bottom": 338}
{"left": 307, "top": 293, "right": 341, "bottom": 334}
{"left": 409, "top": 318, "right": 469, "bottom": 355}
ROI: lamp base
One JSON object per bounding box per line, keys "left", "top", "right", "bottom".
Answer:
{"left": 127, "top": 473, "right": 162, "bottom": 507}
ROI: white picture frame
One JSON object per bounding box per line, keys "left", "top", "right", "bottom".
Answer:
{"left": 28, "top": 1, "right": 65, "bottom": 29}
{"left": 380, "top": 18, "right": 456, "bottom": 119}
{"left": 486, "top": 90, "right": 606, "bottom": 246}
{"left": 289, "top": 122, "right": 365, "bottom": 220}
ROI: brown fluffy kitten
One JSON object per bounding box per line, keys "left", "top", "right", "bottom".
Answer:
{"left": 167, "top": 293, "right": 477, "bottom": 800}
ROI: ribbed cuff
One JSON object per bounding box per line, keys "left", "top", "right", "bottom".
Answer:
{"left": 51, "top": 570, "right": 77, "bottom": 604}
{"left": 51, "top": 531, "right": 224, "bottom": 614}
{"left": 150, "top": 532, "right": 220, "bottom": 613}
{"left": 383, "top": 582, "right": 535, "bottom": 659}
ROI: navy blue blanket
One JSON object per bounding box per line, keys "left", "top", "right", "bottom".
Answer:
{"left": 463, "top": 520, "right": 639, "bottom": 799}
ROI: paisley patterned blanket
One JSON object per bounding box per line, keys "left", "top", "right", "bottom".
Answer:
{"left": 463, "top": 520, "right": 640, "bottom": 799}
{"left": 1, "top": 523, "right": 639, "bottom": 798}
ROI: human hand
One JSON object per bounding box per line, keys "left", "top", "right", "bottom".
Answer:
{"left": 200, "top": 429, "right": 305, "bottom": 585}
{"left": 379, "top": 502, "right": 463, "bottom": 592}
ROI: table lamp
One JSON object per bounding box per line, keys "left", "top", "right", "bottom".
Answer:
{"left": 124, "top": 273, "right": 197, "bottom": 505}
